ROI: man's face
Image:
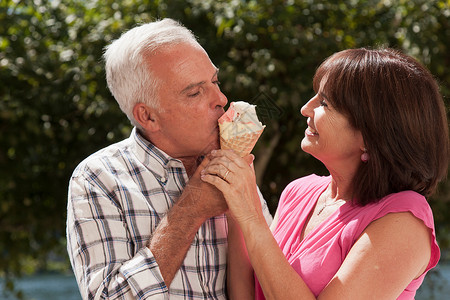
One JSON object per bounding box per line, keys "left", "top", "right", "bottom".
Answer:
{"left": 147, "top": 43, "right": 228, "bottom": 159}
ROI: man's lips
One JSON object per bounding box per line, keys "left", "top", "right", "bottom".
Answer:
{"left": 208, "top": 124, "right": 219, "bottom": 135}
{"left": 207, "top": 124, "right": 220, "bottom": 140}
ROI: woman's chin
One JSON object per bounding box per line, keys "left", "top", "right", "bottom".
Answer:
{"left": 300, "top": 138, "right": 312, "bottom": 152}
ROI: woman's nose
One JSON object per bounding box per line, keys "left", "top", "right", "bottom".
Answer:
{"left": 301, "top": 97, "right": 315, "bottom": 117}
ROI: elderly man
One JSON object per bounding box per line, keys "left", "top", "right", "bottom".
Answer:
{"left": 66, "top": 18, "right": 271, "bottom": 299}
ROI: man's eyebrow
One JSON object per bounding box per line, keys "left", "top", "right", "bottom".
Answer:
{"left": 211, "top": 68, "right": 219, "bottom": 80}
{"left": 180, "top": 68, "right": 220, "bottom": 94}
{"left": 180, "top": 80, "right": 206, "bottom": 94}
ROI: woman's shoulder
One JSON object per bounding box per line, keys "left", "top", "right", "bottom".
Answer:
{"left": 363, "top": 191, "right": 440, "bottom": 275}
{"left": 354, "top": 191, "right": 434, "bottom": 230}
{"left": 284, "top": 174, "right": 330, "bottom": 194}
{"left": 374, "top": 190, "right": 431, "bottom": 220}
{"left": 279, "top": 174, "right": 330, "bottom": 207}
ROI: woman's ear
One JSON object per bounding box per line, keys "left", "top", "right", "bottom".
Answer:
{"left": 132, "top": 103, "right": 160, "bottom": 132}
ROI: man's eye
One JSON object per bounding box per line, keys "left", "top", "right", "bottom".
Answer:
{"left": 188, "top": 91, "right": 201, "bottom": 97}
{"left": 213, "top": 80, "right": 221, "bottom": 86}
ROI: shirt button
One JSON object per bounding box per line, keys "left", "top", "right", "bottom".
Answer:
{"left": 160, "top": 176, "right": 167, "bottom": 183}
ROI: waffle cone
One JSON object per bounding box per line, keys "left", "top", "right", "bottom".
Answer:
{"left": 219, "top": 126, "right": 264, "bottom": 157}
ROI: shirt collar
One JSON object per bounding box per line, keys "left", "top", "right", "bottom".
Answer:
{"left": 130, "top": 128, "right": 185, "bottom": 178}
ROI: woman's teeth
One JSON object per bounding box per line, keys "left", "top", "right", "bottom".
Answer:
{"left": 306, "top": 127, "right": 318, "bottom": 136}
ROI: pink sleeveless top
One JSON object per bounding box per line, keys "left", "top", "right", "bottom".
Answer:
{"left": 255, "top": 175, "right": 440, "bottom": 299}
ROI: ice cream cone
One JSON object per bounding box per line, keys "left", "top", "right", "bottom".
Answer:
{"left": 218, "top": 101, "right": 265, "bottom": 157}
{"left": 219, "top": 128, "right": 264, "bottom": 157}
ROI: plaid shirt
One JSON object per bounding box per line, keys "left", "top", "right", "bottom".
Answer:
{"left": 67, "top": 128, "right": 271, "bottom": 299}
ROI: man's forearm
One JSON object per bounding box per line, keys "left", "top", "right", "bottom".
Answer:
{"left": 147, "top": 184, "right": 213, "bottom": 286}
{"left": 226, "top": 215, "right": 255, "bottom": 300}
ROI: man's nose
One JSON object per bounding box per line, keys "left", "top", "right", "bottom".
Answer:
{"left": 213, "top": 89, "right": 228, "bottom": 109}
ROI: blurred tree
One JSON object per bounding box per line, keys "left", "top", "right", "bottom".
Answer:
{"left": 0, "top": 0, "right": 150, "bottom": 296}
{"left": 0, "top": 0, "right": 448, "bottom": 297}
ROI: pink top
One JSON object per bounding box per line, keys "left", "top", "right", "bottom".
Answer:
{"left": 255, "top": 175, "right": 440, "bottom": 299}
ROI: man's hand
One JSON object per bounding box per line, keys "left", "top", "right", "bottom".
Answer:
{"left": 181, "top": 155, "right": 228, "bottom": 219}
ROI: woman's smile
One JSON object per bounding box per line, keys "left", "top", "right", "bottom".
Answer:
{"left": 305, "top": 127, "right": 318, "bottom": 137}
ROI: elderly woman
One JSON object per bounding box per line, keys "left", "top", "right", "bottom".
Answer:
{"left": 201, "top": 48, "right": 449, "bottom": 299}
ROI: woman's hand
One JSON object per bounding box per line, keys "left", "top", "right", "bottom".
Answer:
{"left": 201, "top": 150, "right": 265, "bottom": 228}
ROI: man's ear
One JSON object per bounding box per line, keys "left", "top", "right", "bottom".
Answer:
{"left": 132, "top": 103, "right": 160, "bottom": 132}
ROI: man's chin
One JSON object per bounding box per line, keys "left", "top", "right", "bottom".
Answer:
{"left": 200, "top": 140, "right": 220, "bottom": 156}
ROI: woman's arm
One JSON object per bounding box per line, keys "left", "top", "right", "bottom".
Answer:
{"left": 238, "top": 210, "right": 431, "bottom": 300}
{"left": 201, "top": 150, "right": 316, "bottom": 299}
{"left": 322, "top": 211, "right": 431, "bottom": 299}
{"left": 202, "top": 150, "right": 431, "bottom": 299}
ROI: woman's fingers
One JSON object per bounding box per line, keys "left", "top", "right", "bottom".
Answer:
{"left": 201, "top": 149, "right": 255, "bottom": 188}
{"left": 201, "top": 150, "right": 263, "bottom": 226}
{"left": 204, "top": 151, "right": 254, "bottom": 179}
{"left": 203, "top": 150, "right": 256, "bottom": 182}
{"left": 201, "top": 163, "right": 233, "bottom": 182}
{"left": 200, "top": 173, "right": 230, "bottom": 193}
{"left": 243, "top": 154, "right": 255, "bottom": 166}
{"left": 210, "top": 150, "right": 252, "bottom": 168}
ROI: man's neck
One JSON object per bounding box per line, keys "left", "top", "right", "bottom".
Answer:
{"left": 138, "top": 128, "right": 201, "bottom": 177}
{"left": 178, "top": 157, "right": 200, "bottom": 178}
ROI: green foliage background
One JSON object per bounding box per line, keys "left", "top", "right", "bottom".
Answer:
{"left": 1, "top": 0, "right": 449, "bottom": 295}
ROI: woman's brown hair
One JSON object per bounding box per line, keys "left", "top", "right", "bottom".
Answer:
{"left": 313, "top": 48, "right": 449, "bottom": 205}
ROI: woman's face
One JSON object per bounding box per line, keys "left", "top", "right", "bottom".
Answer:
{"left": 300, "top": 78, "right": 364, "bottom": 168}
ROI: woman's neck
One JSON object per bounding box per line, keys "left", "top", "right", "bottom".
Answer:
{"left": 326, "top": 166, "right": 357, "bottom": 201}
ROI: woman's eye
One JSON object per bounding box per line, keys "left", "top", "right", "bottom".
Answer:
{"left": 320, "top": 100, "right": 328, "bottom": 107}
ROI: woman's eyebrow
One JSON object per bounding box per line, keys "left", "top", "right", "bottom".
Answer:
{"left": 320, "top": 92, "right": 329, "bottom": 101}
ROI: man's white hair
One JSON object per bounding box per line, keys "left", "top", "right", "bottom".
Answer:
{"left": 103, "top": 18, "right": 199, "bottom": 127}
